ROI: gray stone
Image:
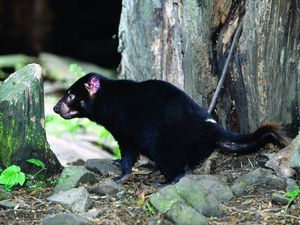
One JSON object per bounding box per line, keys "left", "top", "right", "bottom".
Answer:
{"left": 150, "top": 185, "right": 183, "bottom": 214}
{"left": 54, "top": 166, "right": 97, "bottom": 193}
{"left": 271, "top": 193, "right": 290, "bottom": 205}
{"left": 265, "top": 134, "right": 300, "bottom": 179}
{"left": 81, "top": 208, "right": 101, "bottom": 219}
{"left": 0, "top": 187, "right": 12, "bottom": 200}
{"left": 241, "top": 199, "right": 253, "bottom": 209}
{"left": 39, "top": 213, "right": 92, "bottom": 225}
{"left": 289, "top": 134, "right": 300, "bottom": 169}
{"left": 166, "top": 201, "right": 209, "bottom": 225}
{"left": 84, "top": 159, "right": 120, "bottom": 177}
{"left": 221, "top": 170, "right": 234, "bottom": 183}
{"left": 47, "top": 187, "right": 92, "bottom": 213}
{"left": 286, "top": 178, "right": 299, "bottom": 192}
{"left": 147, "top": 220, "right": 173, "bottom": 225}
{"left": 181, "top": 175, "right": 234, "bottom": 203}
{"left": 0, "top": 200, "right": 17, "bottom": 209}
{"left": 47, "top": 134, "right": 112, "bottom": 167}
{"left": 175, "top": 175, "right": 233, "bottom": 217}
{"left": 89, "top": 178, "right": 122, "bottom": 196}
{"left": 150, "top": 175, "right": 233, "bottom": 224}
{"left": 231, "top": 168, "right": 286, "bottom": 197}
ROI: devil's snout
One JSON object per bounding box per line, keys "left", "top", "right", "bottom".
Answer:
{"left": 53, "top": 104, "right": 60, "bottom": 114}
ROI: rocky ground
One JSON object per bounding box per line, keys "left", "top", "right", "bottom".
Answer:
{"left": 0, "top": 54, "right": 299, "bottom": 224}
{"left": 0, "top": 147, "right": 299, "bottom": 225}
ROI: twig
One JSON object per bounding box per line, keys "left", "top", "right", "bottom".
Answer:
{"left": 247, "top": 157, "right": 254, "bottom": 168}
{"left": 220, "top": 204, "right": 250, "bottom": 214}
{"left": 28, "top": 195, "right": 47, "bottom": 205}
{"left": 208, "top": 18, "right": 243, "bottom": 114}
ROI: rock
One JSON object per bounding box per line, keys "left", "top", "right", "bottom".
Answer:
{"left": 286, "top": 178, "right": 299, "bottom": 192}
{"left": 150, "top": 175, "right": 233, "bottom": 224}
{"left": 47, "top": 134, "right": 112, "bottom": 167}
{"left": 0, "top": 187, "right": 12, "bottom": 200}
{"left": 89, "top": 178, "right": 122, "bottom": 196}
{"left": 40, "top": 213, "right": 92, "bottom": 225}
{"left": 84, "top": 159, "right": 120, "bottom": 177}
{"left": 39, "top": 52, "right": 114, "bottom": 82}
{"left": 150, "top": 185, "right": 183, "bottom": 213}
{"left": 81, "top": 208, "right": 101, "bottom": 219}
{"left": 0, "top": 200, "right": 17, "bottom": 209}
{"left": 289, "top": 134, "right": 300, "bottom": 169}
{"left": 241, "top": 199, "right": 253, "bottom": 209}
{"left": 147, "top": 220, "right": 173, "bottom": 225}
{"left": 0, "top": 64, "right": 61, "bottom": 174}
{"left": 221, "top": 170, "right": 234, "bottom": 183}
{"left": 175, "top": 175, "right": 233, "bottom": 217}
{"left": 54, "top": 166, "right": 97, "bottom": 193}
{"left": 166, "top": 201, "right": 209, "bottom": 225}
{"left": 68, "top": 159, "right": 85, "bottom": 166}
{"left": 47, "top": 187, "right": 92, "bottom": 213}
{"left": 271, "top": 193, "right": 290, "bottom": 205}
{"left": 231, "top": 168, "right": 286, "bottom": 197}
{"left": 265, "top": 134, "right": 300, "bottom": 179}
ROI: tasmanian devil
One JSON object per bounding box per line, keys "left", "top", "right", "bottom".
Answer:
{"left": 53, "top": 73, "right": 285, "bottom": 182}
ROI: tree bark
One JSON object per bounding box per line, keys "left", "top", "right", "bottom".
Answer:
{"left": 118, "top": 0, "right": 300, "bottom": 134}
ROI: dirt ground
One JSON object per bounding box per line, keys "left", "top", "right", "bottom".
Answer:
{"left": 0, "top": 147, "right": 299, "bottom": 225}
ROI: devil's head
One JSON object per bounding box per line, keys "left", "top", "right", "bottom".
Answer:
{"left": 53, "top": 73, "right": 101, "bottom": 119}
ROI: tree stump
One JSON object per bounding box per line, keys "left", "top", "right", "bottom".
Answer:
{"left": 0, "top": 64, "right": 62, "bottom": 174}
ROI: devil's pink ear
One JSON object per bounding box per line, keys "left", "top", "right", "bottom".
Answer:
{"left": 85, "top": 76, "right": 100, "bottom": 96}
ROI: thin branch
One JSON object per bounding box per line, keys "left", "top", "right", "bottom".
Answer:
{"left": 208, "top": 19, "right": 243, "bottom": 114}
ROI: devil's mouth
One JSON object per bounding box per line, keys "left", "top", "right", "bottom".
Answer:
{"left": 60, "top": 110, "right": 79, "bottom": 119}
{"left": 53, "top": 102, "right": 79, "bottom": 119}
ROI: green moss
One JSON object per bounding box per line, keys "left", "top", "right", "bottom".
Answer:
{"left": 0, "top": 64, "right": 62, "bottom": 174}
{"left": 0, "top": 112, "right": 16, "bottom": 167}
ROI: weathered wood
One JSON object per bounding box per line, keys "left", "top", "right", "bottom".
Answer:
{"left": 237, "top": 0, "right": 299, "bottom": 133}
{"left": 217, "top": 0, "right": 300, "bottom": 133}
{"left": 0, "top": 64, "right": 62, "bottom": 174}
{"left": 118, "top": 0, "right": 216, "bottom": 107}
{"left": 118, "top": 0, "right": 300, "bottom": 134}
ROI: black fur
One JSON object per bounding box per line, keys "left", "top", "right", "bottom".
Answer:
{"left": 54, "top": 73, "right": 285, "bottom": 182}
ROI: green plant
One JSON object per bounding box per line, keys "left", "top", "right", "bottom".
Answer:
{"left": 69, "top": 64, "right": 85, "bottom": 78}
{"left": 0, "top": 165, "right": 26, "bottom": 191}
{"left": 47, "top": 177, "right": 59, "bottom": 187}
{"left": 27, "top": 158, "right": 46, "bottom": 178}
{"left": 144, "top": 201, "right": 157, "bottom": 216}
{"left": 0, "top": 159, "right": 51, "bottom": 192}
{"left": 27, "top": 158, "right": 45, "bottom": 169}
{"left": 285, "top": 186, "right": 300, "bottom": 211}
{"left": 25, "top": 158, "right": 48, "bottom": 192}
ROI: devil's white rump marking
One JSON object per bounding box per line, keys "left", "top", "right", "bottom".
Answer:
{"left": 205, "top": 118, "right": 217, "bottom": 124}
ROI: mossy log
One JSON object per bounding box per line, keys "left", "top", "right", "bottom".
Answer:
{"left": 0, "top": 64, "right": 62, "bottom": 174}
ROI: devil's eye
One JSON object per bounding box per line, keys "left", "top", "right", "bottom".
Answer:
{"left": 68, "top": 94, "right": 75, "bottom": 101}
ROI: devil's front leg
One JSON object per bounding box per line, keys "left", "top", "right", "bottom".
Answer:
{"left": 114, "top": 145, "right": 137, "bottom": 183}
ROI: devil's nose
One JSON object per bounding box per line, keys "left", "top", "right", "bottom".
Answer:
{"left": 53, "top": 105, "right": 59, "bottom": 113}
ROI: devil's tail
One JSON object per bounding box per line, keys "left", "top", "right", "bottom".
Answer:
{"left": 217, "top": 124, "right": 287, "bottom": 154}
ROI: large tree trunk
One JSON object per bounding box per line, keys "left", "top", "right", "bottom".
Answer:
{"left": 118, "top": 0, "right": 300, "bottom": 135}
